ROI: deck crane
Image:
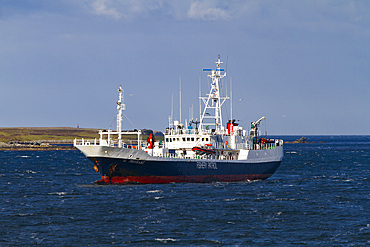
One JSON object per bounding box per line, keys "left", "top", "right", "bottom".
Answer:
{"left": 249, "top": 116, "right": 266, "bottom": 144}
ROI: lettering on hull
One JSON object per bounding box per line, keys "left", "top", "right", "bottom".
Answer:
{"left": 196, "top": 161, "right": 217, "bottom": 169}
{"left": 128, "top": 159, "right": 145, "bottom": 164}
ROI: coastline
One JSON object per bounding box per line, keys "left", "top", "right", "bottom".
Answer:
{"left": 0, "top": 146, "right": 77, "bottom": 151}
{"left": 0, "top": 127, "right": 161, "bottom": 151}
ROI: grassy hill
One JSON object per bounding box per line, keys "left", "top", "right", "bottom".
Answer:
{"left": 0, "top": 127, "right": 163, "bottom": 143}
{"left": 0, "top": 127, "right": 100, "bottom": 142}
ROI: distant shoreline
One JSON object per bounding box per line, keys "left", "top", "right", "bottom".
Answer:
{"left": 0, "top": 127, "right": 160, "bottom": 151}
{"left": 0, "top": 127, "right": 96, "bottom": 151}
{"left": 0, "top": 146, "right": 77, "bottom": 151}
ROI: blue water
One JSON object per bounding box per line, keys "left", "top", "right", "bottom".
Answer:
{"left": 0, "top": 136, "right": 369, "bottom": 246}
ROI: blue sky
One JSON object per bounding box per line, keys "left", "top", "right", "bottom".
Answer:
{"left": 0, "top": 0, "right": 369, "bottom": 135}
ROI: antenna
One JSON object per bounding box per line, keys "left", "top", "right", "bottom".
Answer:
{"left": 225, "top": 50, "right": 229, "bottom": 72}
{"left": 190, "top": 119, "right": 200, "bottom": 129}
{"left": 170, "top": 93, "right": 174, "bottom": 127}
{"left": 188, "top": 104, "right": 194, "bottom": 121}
{"left": 116, "top": 85, "right": 125, "bottom": 148}
{"left": 230, "top": 77, "right": 233, "bottom": 121}
{"left": 199, "top": 56, "right": 228, "bottom": 132}
{"left": 192, "top": 104, "right": 194, "bottom": 120}
{"left": 199, "top": 77, "right": 201, "bottom": 125}
{"left": 179, "top": 76, "right": 182, "bottom": 123}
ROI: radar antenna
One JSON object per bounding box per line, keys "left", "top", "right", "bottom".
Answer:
{"left": 199, "top": 55, "right": 229, "bottom": 133}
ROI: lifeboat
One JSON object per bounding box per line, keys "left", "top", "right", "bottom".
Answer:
{"left": 192, "top": 146, "right": 216, "bottom": 155}
{"left": 260, "top": 138, "right": 275, "bottom": 144}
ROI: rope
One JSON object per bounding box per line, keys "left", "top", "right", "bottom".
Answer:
{"left": 122, "top": 112, "right": 137, "bottom": 130}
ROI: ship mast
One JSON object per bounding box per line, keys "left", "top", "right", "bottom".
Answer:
{"left": 116, "top": 85, "right": 126, "bottom": 147}
{"left": 199, "top": 55, "right": 228, "bottom": 133}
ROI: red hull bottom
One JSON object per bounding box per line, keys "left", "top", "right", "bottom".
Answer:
{"left": 95, "top": 174, "right": 273, "bottom": 184}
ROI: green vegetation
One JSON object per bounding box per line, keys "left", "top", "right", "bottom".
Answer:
{"left": 0, "top": 127, "right": 164, "bottom": 143}
{"left": 0, "top": 127, "right": 99, "bottom": 142}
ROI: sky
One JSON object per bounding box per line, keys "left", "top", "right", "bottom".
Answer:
{"left": 0, "top": 0, "right": 369, "bottom": 135}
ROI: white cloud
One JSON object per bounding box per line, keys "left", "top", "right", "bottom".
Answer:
{"left": 92, "top": 0, "right": 122, "bottom": 20}
{"left": 90, "top": 0, "right": 165, "bottom": 20}
{"left": 89, "top": 0, "right": 235, "bottom": 21}
{"left": 187, "top": 0, "right": 230, "bottom": 20}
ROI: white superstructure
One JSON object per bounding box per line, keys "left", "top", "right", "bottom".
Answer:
{"left": 74, "top": 56, "right": 283, "bottom": 163}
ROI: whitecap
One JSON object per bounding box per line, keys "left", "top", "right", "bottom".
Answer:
{"left": 155, "top": 238, "right": 177, "bottom": 243}
{"left": 223, "top": 198, "right": 237, "bottom": 201}
{"left": 18, "top": 213, "right": 34, "bottom": 216}
{"left": 48, "top": 192, "right": 68, "bottom": 196}
{"left": 146, "top": 190, "right": 163, "bottom": 193}
{"left": 154, "top": 197, "right": 163, "bottom": 200}
{"left": 359, "top": 224, "right": 370, "bottom": 231}
{"left": 25, "top": 170, "right": 37, "bottom": 174}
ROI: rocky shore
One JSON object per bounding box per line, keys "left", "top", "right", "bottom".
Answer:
{"left": 0, "top": 141, "right": 76, "bottom": 151}
{"left": 285, "top": 136, "right": 326, "bottom": 144}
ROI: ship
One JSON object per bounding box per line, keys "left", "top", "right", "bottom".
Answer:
{"left": 74, "top": 56, "right": 283, "bottom": 184}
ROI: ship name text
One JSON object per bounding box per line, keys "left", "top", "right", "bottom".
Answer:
{"left": 196, "top": 161, "right": 217, "bottom": 170}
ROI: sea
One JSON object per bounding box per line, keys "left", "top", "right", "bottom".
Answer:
{"left": 0, "top": 136, "right": 369, "bottom": 246}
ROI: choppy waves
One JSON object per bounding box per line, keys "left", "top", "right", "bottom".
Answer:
{"left": 0, "top": 136, "right": 369, "bottom": 246}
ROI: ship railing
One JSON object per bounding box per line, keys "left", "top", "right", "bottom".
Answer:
{"left": 74, "top": 138, "right": 101, "bottom": 146}
{"left": 166, "top": 128, "right": 230, "bottom": 136}
{"left": 107, "top": 141, "right": 148, "bottom": 149}
{"left": 122, "top": 143, "right": 146, "bottom": 150}
{"left": 160, "top": 152, "right": 247, "bottom": 161}
{"left": 162, "top": 153, "right": 218, "bottom": 160}
{"left": 73, "top": 138, "right": 145, "bottom": 149}
{"left": 168, "top": 152, "right": 243, "bottom": 160}
{"left": 168, "top": 128, "right": 199, "bottom": 135}
{"left": 249, "top": 142, "right": 279, "bottom": 150}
